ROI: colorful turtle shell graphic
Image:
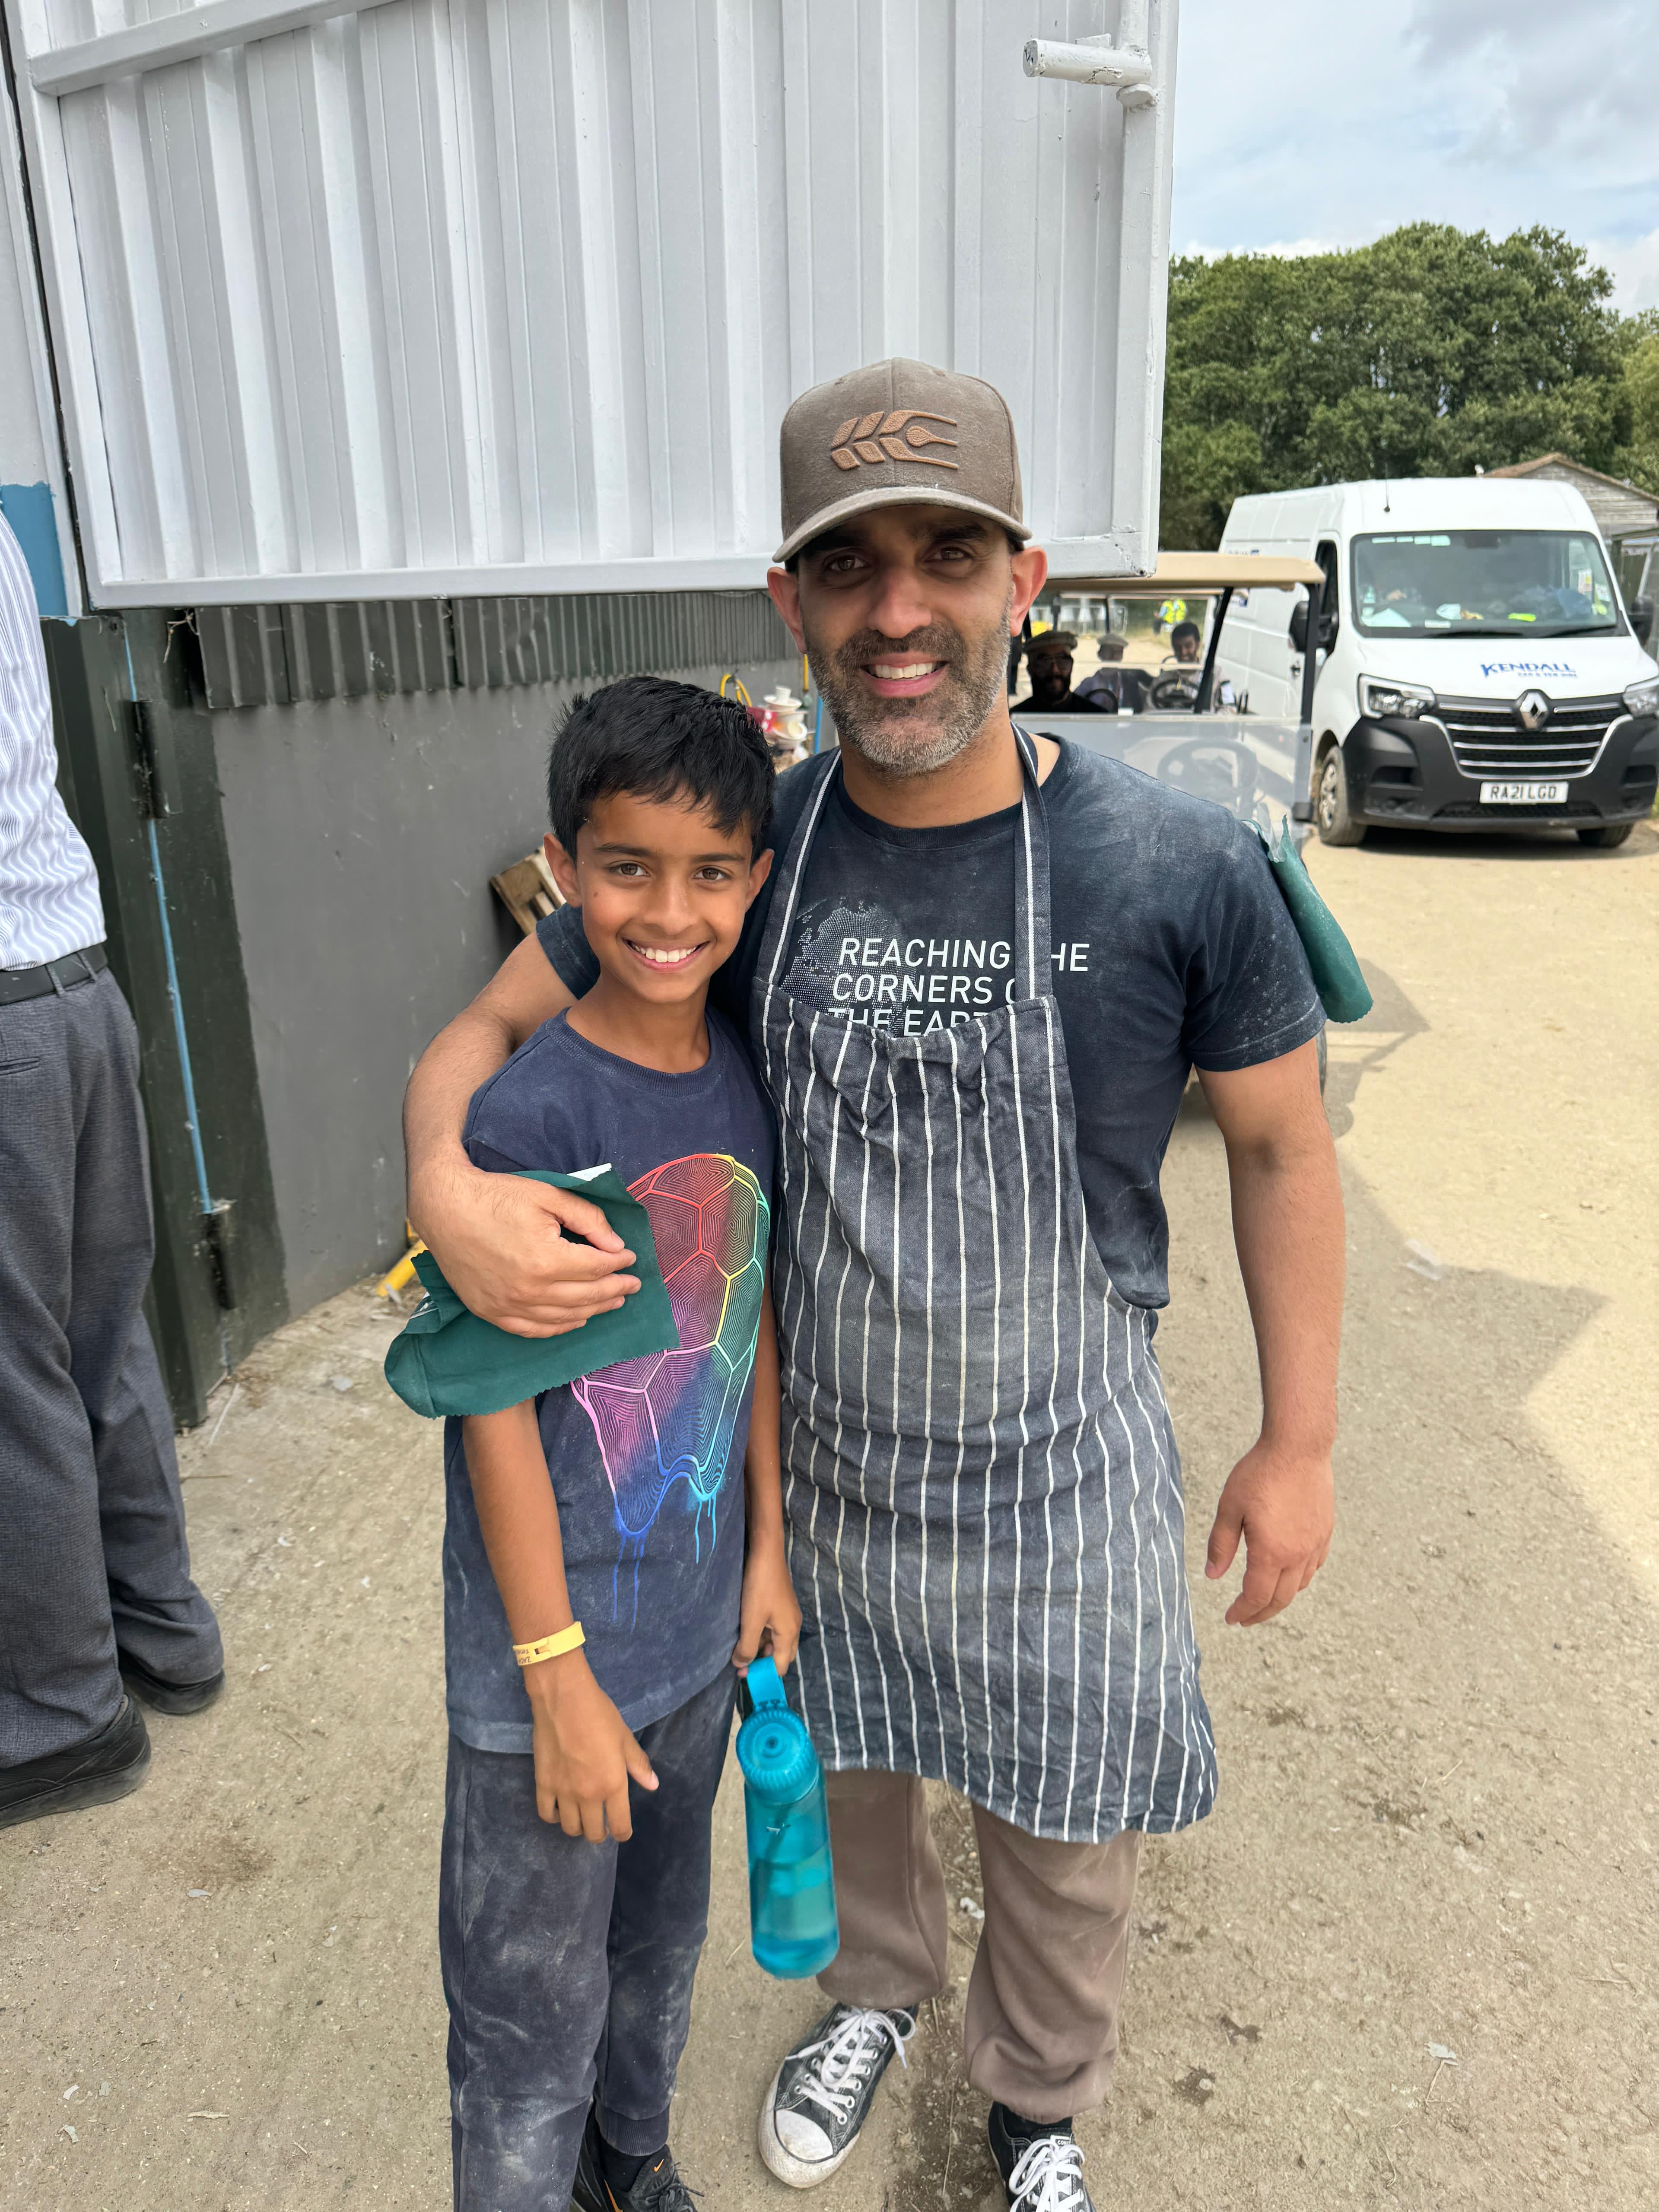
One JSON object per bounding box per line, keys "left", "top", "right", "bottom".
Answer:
{"left": 571, "top": 1154, "right": 769, "bottom": 1541}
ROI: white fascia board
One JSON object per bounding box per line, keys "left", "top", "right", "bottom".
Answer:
{"left": 1041, "top": 534, "right": 1151, "bottom": 581}
{"left": 26, "top": 0, "right": 372, "bottom": 98}
{"left": 85, "top": 535, "right": 1151, "bottom": 606}
{"left": 85, "top": 550, "right": 783, "bottom": 606}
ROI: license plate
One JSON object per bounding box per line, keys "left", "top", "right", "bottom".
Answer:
{"left": 1479, "top": 779, "right": 1568, "bottom": 805}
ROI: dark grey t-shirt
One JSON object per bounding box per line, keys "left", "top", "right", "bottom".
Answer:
{"left": 537, "top": 743, "right": 1321, "bottom": 1309}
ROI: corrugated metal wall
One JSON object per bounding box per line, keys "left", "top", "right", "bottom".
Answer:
{"left": 190, "top": 587, "right": 794, "bottom": 707}
{"left": 11, "top": 0, "right": 1176, "bottom": 606}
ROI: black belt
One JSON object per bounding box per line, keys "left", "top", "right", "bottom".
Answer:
{"left": 0, "top": 943, "right": 109, "bottom": 1004}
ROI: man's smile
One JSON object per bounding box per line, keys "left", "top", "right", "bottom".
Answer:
{"left": 863, "top": 657, "right": 949, "bottom": 696}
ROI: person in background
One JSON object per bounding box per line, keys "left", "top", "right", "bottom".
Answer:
{"left": 1168, "top": 619, "right": 1202, "bottom": 664}
{"left": 1016, "top": 630, "right": 1110, "bottom": 717}
{"left": 1074, "top": 632, "right": 1147, "bottom": 715}
{"left": 0, "top": 511, "right": 223, "bottom": 1833}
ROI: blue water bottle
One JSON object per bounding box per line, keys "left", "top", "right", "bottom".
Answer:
{"left": 737, "top": 1657, "right": 839, "bottom": 1978}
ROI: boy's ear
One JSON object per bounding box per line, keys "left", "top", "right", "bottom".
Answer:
{"left": 544, "top": 831, "right": 580, "bottom": 908}
{"left": 744, "top": 844, "right": 775, "bottom": 907}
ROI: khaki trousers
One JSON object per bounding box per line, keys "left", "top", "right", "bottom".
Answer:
{"left": 817, "top": 1770, "right": 1143, "bottom": 2124}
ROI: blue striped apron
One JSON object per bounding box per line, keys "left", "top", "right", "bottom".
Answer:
{"left": 752, "top": 739, "right": 1217, "bottom": 1843}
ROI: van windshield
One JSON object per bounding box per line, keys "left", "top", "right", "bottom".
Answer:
{"left": 1353, "top": 531, "right": 1621, "bottom": 639}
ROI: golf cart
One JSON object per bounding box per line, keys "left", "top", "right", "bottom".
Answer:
{"left": 1013, "top": 552, "right": 1328, "bottom": 838}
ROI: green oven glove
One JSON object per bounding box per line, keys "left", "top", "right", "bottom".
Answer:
{"left": 1255, "top": 820, "right": 1374, "bottom": 1024}
{"left": 383, "top": 1167, "right": 678, "bottom": 1419}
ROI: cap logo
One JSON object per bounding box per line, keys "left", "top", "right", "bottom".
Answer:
{"left": 829, "top": 410, "right": 960, "bottom": 472}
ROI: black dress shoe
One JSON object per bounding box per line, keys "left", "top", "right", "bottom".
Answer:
{"left": 118, "top": 1648, "right": 225, "bottom": 1716}
{"left": 0, "top": 1697, "right": 151, "bottom": 1830}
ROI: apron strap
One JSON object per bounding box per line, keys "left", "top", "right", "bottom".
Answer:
{"left": 1011, "top": 728, "right": 1055, "bottom": 1004}
{"left": 756, "top": 751, "right": 841, "bottom": 993}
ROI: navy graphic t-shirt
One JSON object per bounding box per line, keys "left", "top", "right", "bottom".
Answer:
{"left": 537, "top": 743, "right": 1321, "bottom": 1310}
{"left": 444, "top": 1008, "right": 775, "bottom": 1752}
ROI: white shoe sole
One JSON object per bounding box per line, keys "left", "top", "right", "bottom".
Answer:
{"left": 756, "top": 2065, "right": 860, "bottom": 2190}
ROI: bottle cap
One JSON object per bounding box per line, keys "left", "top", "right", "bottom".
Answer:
{"left": 737, "top": 1661, "right": 817, "bottom": 1802}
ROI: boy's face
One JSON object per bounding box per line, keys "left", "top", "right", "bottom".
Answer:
{"left": 545, "top": 789, "right": 772, "bottom": 1007}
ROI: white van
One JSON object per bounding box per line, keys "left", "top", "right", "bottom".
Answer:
{"left": 1215, "top": 479, "right": 1659, "bottom": 847}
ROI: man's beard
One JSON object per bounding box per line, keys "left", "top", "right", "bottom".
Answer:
{"left": 811, "top": 591, "right": 1014, "bottom": 779}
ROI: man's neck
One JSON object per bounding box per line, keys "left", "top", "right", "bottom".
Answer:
{"left": 836, "top": 698, "right": 1059, "bottom": 828}
{"left": 564, "top": 978, "right": 712, "bottom": 1074}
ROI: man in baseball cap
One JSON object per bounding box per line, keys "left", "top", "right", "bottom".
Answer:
{"left": 404, "top": 359, "right": 1343, "bottom": 2212}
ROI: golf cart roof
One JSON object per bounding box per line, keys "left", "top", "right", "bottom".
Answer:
{"left": 1061, "top": 552, "right": 1325, "bottom": 594}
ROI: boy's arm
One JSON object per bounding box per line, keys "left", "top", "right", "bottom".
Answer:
{"left": 462, "top": 1402, "right": 658, "bottom": 1838}
{"left": 405, "top": 935, "right": 642, "bottom": 1337}
{"left": 732, "top": 1282, "right": 801, "bottom": 1675}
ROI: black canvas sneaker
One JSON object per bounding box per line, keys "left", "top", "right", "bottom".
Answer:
{"left": 758, "top": 2003, "right": 916, "bottom": 2188}
{"left": 569, "top": 2107, "right": 698, "bottom": 2212}
{"left": 989, "top": 2107, "right": 1096, "bottom": 2212}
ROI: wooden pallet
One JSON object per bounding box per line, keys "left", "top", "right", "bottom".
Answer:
{"left": 489, "top": 847, "right": 565, "bottom": 938}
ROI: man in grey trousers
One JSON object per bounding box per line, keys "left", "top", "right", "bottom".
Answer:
{"left": 0, "top": 509, "right": 223, "bottom": 1830}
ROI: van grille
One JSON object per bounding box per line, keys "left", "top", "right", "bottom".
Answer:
{"left": 1431, "top": 693, "right": 1623, "bottom": 779}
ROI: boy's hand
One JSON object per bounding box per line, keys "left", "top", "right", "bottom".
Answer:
{"left": 525, "top": 1656, "right": 657, "bottom": 1839}
{"left": 733, "top": 1538, "right": 802, "bottom": 1675}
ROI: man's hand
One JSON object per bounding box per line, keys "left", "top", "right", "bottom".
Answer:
{"left": 1205, "top": 1436, "right": 1334, "bottom": 1625}
{"left": 734, "top": 1538, "right": 803, "bottom": 1676}
{"left": 526, "top": 1655, "right": 658, "bottom": 1839}
{"left": 416, "top": 1154, "right": 641, "bottom": 1338}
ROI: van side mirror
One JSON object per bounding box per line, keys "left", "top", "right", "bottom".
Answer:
{"left": 1633, "top": 596, "right": 1655, "bottom": 648}
{"left": 1288, "top": 600, "right": 1309, "bottom": 653}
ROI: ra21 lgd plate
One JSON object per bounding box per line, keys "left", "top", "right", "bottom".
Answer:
{"left": 1479, "top": 779, "right": 1568, "bottom": 804}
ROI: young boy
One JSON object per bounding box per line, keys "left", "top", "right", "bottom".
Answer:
{"left": 438, "top": 678, "right": 800, "bottom": 2212}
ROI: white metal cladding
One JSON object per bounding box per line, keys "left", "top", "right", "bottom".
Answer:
{"left": 9, "top": 0, "right": 1176, "bottom": 606}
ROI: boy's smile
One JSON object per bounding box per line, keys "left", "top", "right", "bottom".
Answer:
{"left": 545, "top": 787, "right": 772, "bottom": 1072}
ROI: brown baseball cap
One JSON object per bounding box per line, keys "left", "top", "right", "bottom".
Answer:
{"left": 774, "top": 357, "right": 1029, "bottom": 564}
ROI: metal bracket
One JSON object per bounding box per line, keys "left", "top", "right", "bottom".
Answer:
{"left": 200, "top": 1200, "right": 239, "bottom": 1311}
{"left": 124, "top": 698, "right": 168, "bottom": 819}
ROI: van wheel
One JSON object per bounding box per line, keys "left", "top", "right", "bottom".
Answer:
{"left": 1575, "top": 823, "right": 1634, "bottom": 849}
{"left": 1315, "top": 745, "right": 1366, "bottom": 846}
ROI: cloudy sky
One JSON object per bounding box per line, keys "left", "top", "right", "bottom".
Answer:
{"left": 1169, "top": 0, "right": 1659, "bottom": 309}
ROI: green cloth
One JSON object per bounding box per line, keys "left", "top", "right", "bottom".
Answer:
{"left": 382, "top": 1168, "right": 679, "bottom": 1420}
{"left": 1256, "top": 821, "right": 1374, "bottom": 1024}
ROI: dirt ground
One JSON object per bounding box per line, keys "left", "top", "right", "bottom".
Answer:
{"left": 3, "top": 819, "right": 1655, "bottom": 2212}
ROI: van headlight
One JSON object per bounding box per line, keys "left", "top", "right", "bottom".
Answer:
{"left": 1361, "top": 679, "right": 1436, "bottom": 720}
{"left": 1624, "top": 676, "right": 1659, "bottom": 718}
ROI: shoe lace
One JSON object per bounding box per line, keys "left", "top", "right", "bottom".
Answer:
{"left": 792, "top": 2006, "right": 914, "bottom": 2122}
{"left": 1007, "top": 2134, "right": 1089, "bottom": 2212}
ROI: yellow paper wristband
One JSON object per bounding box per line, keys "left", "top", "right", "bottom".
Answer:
{"left": 512, "top": 1622, "right": 585, "bottom": 1668}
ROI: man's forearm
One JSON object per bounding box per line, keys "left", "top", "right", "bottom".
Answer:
{"left": 404, "top": 932, "right": 577, "bottom": 1229}
{"left": 1225, "top": 1136, "right": 1344, "bottom": 1449}
{"left": 404, "top": 1002, "right": 520, "bottom": 1227}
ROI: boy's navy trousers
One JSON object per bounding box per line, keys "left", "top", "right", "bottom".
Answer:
{"left": 440, "top": 1664, "right": 736, "bottom": 2211}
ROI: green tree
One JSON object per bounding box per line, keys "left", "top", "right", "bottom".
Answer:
{"left": 1620, "top": 332, "right": 1659, "bottom": 492}
{"left": 1160, "top": 224, "right": 1643, "bottom": 548}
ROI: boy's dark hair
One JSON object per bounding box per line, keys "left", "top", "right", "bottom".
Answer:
{"left": 547, "top": 677, "right": 775, "bottom": 858}
{"left": 1170, "top": 620, "right": 1202, "bottom": 647}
